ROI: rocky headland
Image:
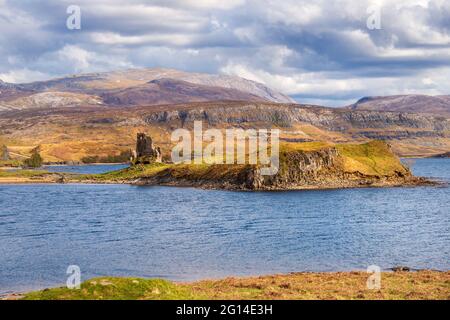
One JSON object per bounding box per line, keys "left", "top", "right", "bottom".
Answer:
{"left": 73, "top": 140, "right": 435, "bottom": 191}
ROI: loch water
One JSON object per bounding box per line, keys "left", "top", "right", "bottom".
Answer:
{"left": 0, "top": 158, "right": 448, "bottom": 294}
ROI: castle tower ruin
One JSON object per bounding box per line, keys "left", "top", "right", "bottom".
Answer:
{"left": 133, "top": 133, "right": 162, "bottom": 164}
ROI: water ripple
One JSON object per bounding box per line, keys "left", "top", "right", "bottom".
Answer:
{"left": 0, "top": 159, "right": 449, "bottom": 294}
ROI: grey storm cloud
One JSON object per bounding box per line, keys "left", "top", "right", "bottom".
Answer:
{"left": 0, "top": 0, "right": 449, "bottom": 106}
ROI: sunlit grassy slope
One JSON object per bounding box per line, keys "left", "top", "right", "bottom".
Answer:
{"left": 336, "top": 140, "right": 408, "bottom": 176}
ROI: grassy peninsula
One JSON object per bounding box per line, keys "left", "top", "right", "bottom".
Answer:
{"left": 71, "top": 140, "right": 429, "bottom": 190}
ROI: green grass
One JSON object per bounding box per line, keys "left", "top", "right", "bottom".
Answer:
{"left": 0, "top": 169, "right": 49, "bottom": 178}
{"left": 279, "top": 141, "right": 332, "bottom": 152}
{"left": 336, "top": 140, "right": 408, "bottom": 176}
{"left": 75, "top": 163, "right": 170, "bottom": 182}
{"left": 23, "top": 277, "right": 195, "bottom": 300}
{"left": 276, "top": 140, "right": 407, "bottom": 177}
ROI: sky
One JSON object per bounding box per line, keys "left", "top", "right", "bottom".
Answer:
{"left": 0, "top": 0, "right": 449, "bottom": 106}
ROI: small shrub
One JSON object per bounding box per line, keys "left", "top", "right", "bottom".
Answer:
{"left": 24, "top": 148, "right": 43, "bottom": 168}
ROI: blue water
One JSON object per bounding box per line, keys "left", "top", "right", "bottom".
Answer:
{"left": 43, "top": 164, "right": 129, "bottom": 174}
{"left": 0, "top": 159, "right": 448, "bottom": 294}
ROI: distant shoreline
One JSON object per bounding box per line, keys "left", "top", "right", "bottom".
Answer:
{"left": 43, "top": 162, "right": 128, "bottom": 166}
{"left": 0, "top": 163, "right": 129, "bottom": 170}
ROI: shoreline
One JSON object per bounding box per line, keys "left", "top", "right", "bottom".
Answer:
{"left": 129, "top": 174, "right": 440, "bottom": 191}
{"left": 43, "top": 162, "right": 128, "bottom": 167}
{"left": 4, "top": 270, "right": 449, "bottom": 300}
{"left": 0, "top": 169, "right": 444, "bottom": 190}
{"left": 0, "top": 176, "right": 442, "bottom": 189}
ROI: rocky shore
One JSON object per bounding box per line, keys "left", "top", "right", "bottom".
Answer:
{"left": 133, "top": 172, "right": 434, "bottom": 191}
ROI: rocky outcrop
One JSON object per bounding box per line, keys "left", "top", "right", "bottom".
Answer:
{"left": 256, "top": 147, "right": 343, "bottom": 189}
{"left": 230, "top": 147, "right": 424, "bottom": 190}
{"left": 132, "top": 142, "right": 432, "bottom": 191}
{"left": 141, "top": 103, "right": 450, "bottom": 136}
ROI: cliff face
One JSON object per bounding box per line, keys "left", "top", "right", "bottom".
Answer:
{"left": 253, "top": 147, "right": 344, "bottom": 189}
{"left": 236, "top": 143, "right": 418, "bottom": 190}
{"left": 141, "top": 103, "right": 450, "bottom": 139}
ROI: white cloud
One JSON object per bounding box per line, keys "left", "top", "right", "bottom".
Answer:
{"left": 221, "top": 62, "right": 450, "bottom": 106}
{"left": 90, "top": 32, "right": 196, "bottom": 46}
{"left": 1, "top": 0, "right": 450, "bottom": 105}
{"left": 181, "top": 0, "right": 245, "bottom": 10}
{"left": 0, "top": 68, "right": 50, "bottom": 83}
{"left": 259, "top": 1, "right": 323, "bottom": 26}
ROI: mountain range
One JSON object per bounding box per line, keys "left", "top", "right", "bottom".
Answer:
{"left": 0, "top": 68, "right": 449, "bottom": 161}
{"left": 1, "top": 68, "right": 450, "bottom": 116}
{"left": 0, "top": 68, "right": 294, "bottom": 111}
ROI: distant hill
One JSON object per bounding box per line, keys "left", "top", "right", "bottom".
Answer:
{"left": 0, "top": 92, "right": 103, "bottom": 111}
{"left": 0, "top": 68, "right": 294, "bottom": 110}
{"left": 100, "top": 78, "right": 265, "bottom": 106}
{"left": 347, "top": 95, "right": 450, "bottom": 116}
{"left": 0, "top": 80, "right": 36, "bottom": 103}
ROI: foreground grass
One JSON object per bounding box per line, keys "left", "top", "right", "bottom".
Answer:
{"left": 21, "top": 271, "right": 449, "bottom": 300}
{"left": 23, "top": 278, "right": 194, "bottom": 300}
